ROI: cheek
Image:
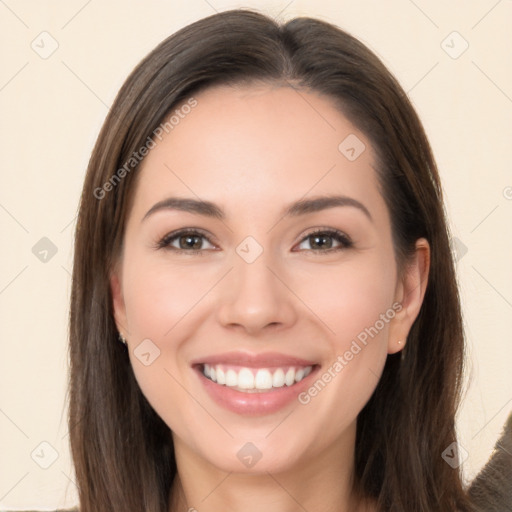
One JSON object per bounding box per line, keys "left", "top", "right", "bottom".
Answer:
{"left": 123, "top": 253, "right": 219, "bottom": 340}
{"left": 293, "top": 252, "right": 397, "bottom": 347}
{"left": 120, "top": 253, "right": 220, "bottom": 436}
{"left": 290, "top": 255, "right": 396, "bottom": 422}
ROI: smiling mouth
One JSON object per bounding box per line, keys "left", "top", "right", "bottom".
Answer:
{"left": 200, "top": 363, "right": 315, "bottom": 393}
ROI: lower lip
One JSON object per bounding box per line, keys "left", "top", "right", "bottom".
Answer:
{"left": 194, "top": 366, "right": 319, "bottom": 416}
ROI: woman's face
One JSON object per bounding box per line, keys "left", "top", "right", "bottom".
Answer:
{"left": 111, "top": 84, "right": 428, "bottom": 475}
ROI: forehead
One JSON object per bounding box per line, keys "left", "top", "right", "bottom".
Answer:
{"left": 131, "top": 84, "right": 384, "bottom": 221}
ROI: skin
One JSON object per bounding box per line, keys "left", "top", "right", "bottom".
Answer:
{"left": 110, "top": 83, "right": 430, "bottom": 512}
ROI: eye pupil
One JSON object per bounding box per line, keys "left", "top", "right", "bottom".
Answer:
{"left": 180, "top": 234, "right": 202, "bottom": 250}
{"left": 311, "top": 234, "right": 332, "bottom": 249}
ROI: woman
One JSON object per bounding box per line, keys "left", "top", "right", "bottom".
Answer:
{"left": 68, "top": 9, "right": 477, "bottom": 511}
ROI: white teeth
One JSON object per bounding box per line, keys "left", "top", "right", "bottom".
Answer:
{"left": 216, "top": 367, "right": 226, "bottom": 385}
{"left": 272, "top": 368, "right": 285, "bottom": 388}
{"left": 254, "top": 369, "right": 273, "bottom": 390}
{"left": 225, "top": 369, "right": 238, "bottom": 386}
{"left": 285, "top": 368, "right": 295, "bottom": 386}
{"left": 238, "top": 368, "right": 254, "bottom": 389}
{"left": 202, "top": 364, "right": 313, "bottom": 391}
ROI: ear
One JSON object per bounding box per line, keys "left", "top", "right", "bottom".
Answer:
{"left": 387, "top": 238, "right": 430, "bottom": 354}
{"left": 110, "top": 263, "right": 129, "bottom": 338}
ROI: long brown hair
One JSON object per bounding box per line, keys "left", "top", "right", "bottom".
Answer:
{"left": 68, "top": 9, "right": 474, "bottom": 511}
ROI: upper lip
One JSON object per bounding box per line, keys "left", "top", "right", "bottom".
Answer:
{"left": 191, "top": 351, "right": 317, "bottom": 368}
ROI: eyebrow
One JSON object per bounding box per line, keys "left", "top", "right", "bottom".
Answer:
{"left": 141, "top": 194, "right": 373, "bottom": 223}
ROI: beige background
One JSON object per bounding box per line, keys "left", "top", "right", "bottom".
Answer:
{"left": 0, "top": 0, "right": 511, "bottom": 509}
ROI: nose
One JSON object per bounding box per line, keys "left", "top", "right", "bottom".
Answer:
{"left": 216, "top": 249, "right": 298, "bottom": 335}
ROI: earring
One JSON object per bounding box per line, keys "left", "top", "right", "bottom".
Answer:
{"left": 118, "top": 332, "right": 127, "bottom": 345}
{"left": 397, "top": 338, "right": 407, "bottom": 347}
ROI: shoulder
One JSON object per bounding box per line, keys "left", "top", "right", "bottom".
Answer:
{"left": 468, "top": 411, "right": 512, "bottom": 511}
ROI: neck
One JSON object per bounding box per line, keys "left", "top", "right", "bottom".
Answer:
{"left": 168, "top": 423, "right": 374, "bottom": 512}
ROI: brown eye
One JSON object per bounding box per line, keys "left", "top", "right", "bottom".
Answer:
{"left": 178, "top": 233, "right": 204, "bottom": 250}
{"left": 296, "top": 229, "right": 353, "bottom": 253}
{"left": 309, "top": 233, "right": 334, "bottom": 250}
{"left": 157, "top": 229, "right": 216, "bottom": 253}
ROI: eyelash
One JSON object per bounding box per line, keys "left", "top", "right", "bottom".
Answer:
{"left": 154, "top": 227, "right": 353, "bottom": 256}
